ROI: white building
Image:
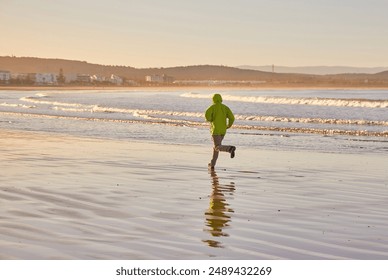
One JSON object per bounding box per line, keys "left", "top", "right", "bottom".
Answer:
{"left": 76, "top": 74, "right": 92, "bottom": 83}
{"left": 90, "top": 74, "right": 106, "bottom": 83}
{"left": 64, "top": 73, "right": 78, "bottom": 83}
{"left": 11, "top": 73, "right": 29, "bottom": 82}
{"left": 110, "top": 74, "right": 123, "bottom": 85}
{"left": 35, "top": 73, "right": 57, "bottom": 85}
{"left": 0, "top": 70, "right": 11, "bottom": 83}
{"left": 146, "top": 74, "right": 164, "bottom": 83}
{"left": 145, "top": 74, "right": 174, "bottom": 83}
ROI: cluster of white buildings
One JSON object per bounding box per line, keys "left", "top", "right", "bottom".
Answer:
{"left": 71, "top": 73, "right": 124, "bottom": 85}
{"left": 0, "top": 70, "right": 124, "bottom": 85}
{"left": 0, "top": 70, "right": 59, "bottom": 85}
{"left": 0, "top": 70, "right": 11, "bottom": 83}
{"left": 1, "top": 69, "right": 178, "bottom": 86}
{"left": 145, "top": 74, "right": 174, "bottom": 83}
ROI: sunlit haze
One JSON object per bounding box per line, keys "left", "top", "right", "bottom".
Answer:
{"left": 1, "top": 0, "right": 388, "bottom": 68}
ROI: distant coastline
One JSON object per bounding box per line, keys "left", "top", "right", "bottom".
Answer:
{"left": 238, "top": 65, "right": 388, "bottom": 75}
{"left": 1, "top": 56, "right": 388, "bottom": 88}
{"left": 2, "top": 84, "right": 388, "bottom": 91}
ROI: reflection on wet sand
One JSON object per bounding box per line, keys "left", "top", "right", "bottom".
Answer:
{"left": 203, "top": 170, "right": 235, "bottom": 248}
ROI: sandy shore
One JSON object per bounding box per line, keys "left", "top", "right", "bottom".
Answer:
{"left": 1, "top": 129, "right": 388, "bottom": 259}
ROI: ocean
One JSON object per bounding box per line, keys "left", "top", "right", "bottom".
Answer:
{"left": 1, "top": 88, "right": 387, "bottom": 154}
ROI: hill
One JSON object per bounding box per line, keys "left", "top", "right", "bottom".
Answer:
{"left": 238, "top": 65, "right": 388, "bottom": 75}
{"left": 1, "top": 56, "right": 388, "bottom": 87}
{"left": 0, "top": 56, "right": 303, "bottom": 82}
{"left": 0, "top": 56, "right": 138, "bottom": 78}
{"left": 0, "top": 56, "right": 268, "bottom": 79}
{"left": 374, "top": 70, "right": 388, "bottom": 76}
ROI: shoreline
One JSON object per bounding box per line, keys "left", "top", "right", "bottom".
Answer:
{"left": 2, "top": 85, "right": 388, "bottom": 91}
{"left": 1, "top": 128, "right": 388, "bottom": 259}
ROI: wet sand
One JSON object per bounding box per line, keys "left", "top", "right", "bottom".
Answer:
{"left": 1, "top": 129, "right": 388, "bottom": 259}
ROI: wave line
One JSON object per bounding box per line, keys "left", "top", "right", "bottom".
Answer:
{"left": 181, "top": 93, "right": 388, "bottom": 108}
{"left": 2, "top": 111, "right": 387, "bottom": 137}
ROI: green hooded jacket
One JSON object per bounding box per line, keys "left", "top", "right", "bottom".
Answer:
{"left": 205, "top": 94, "right": 235, "bottom": 135}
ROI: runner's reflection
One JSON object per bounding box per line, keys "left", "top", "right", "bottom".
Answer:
{"left": 203, "top": 170, "right": 235, "bottom": 248}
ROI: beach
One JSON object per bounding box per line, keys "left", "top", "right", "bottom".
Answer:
{"left": 1, "top": 128, "right": 387, "bottom": 259}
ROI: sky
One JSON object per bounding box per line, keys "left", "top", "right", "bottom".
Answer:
{"left": 1, "top": 0, "right": 388, "bottom": 68}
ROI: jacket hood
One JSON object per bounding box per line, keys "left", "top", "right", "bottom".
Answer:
{"left": 212, "top": 93, "right": 223, "bottom": 104}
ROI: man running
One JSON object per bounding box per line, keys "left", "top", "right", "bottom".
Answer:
{"left": 205, "top": 93, "right": 236, "bottom": 169}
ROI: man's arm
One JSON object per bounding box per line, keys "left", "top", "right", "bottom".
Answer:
{"left": 205, "top": 106, "right": 214, "bottom": 122}
{"left": 227, "top": 107, "right": 235, "bottom": 128}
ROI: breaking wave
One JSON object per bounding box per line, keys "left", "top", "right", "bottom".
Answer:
{"left": 19, "top": 96, "right": 388, "bottom": 127}
{"left": 0, "top": 102, "right": 36, "bottom": 109}
{"left": 180, "top": 93, "right": 388, "bottom": 108}
{"left": 2, "top": 110, "right": 388, "bottom": 138}
{"left": 20, "top": 96, "right": 90, "bottom": 108}
{"left": 1, "top": 93, "right": 385, "bottom": 138}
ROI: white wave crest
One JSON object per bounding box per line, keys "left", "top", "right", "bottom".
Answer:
{"left": 20, "top": 97, "right": 94, "bottom": 108}
{"left": 35, "top": 93, "right": 50, "bottom": 97}
{"left": 0, "top": 102, "right": 36, "bottom": 109}
{"left": 180, "top": 93, "right": 388, "bottom": 108}
{"left": 20, "top": 95, "right": 388, "bottom": 126}
{"left": 2, "top": 110, "right": 387, "bottom": 137}
{"left": 236, "top": 114, "right": 388, "bottom": 126}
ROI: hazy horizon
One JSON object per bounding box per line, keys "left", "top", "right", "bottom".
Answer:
{"left": 2, "top": 0, "right": 388, "bottom": 68}
{"left": 3, "top": 55, "right": 388, "bottom": 70}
